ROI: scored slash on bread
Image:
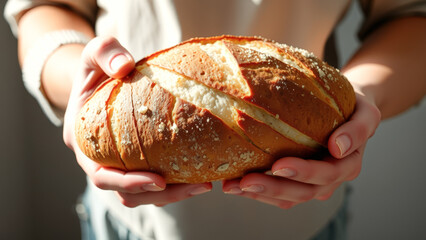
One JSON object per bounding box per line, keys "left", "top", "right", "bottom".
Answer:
{"left": 75, "top": 35, "right": 356, "bottom": 183}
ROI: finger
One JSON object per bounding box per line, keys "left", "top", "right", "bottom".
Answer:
{"left": 92, "top": 169, "right": 166, "bottom": 194}
{"left": 315, "top": 182, "right": 341, "bottom": 201}
{"left": 222, "top": 178, "right": 296, "bottom": 209}
{"left": 271, "top": 150, "right": 363, "bottom": 186}
{"left": 238, "top": 192, "right": 298, "bottom": 209}
{"left": 224, "top": 173, "right": 343, "bottom": 207}
{"left": 328, "top": 93, "right": 381, "bottom": 158}
{"left": 76, "top": 36, "right": 135, "bottom": 100}
{"left": 81, "top": 36, "right": 135, "bottom": 79}
{"left": 116, "top": 183, "right": 213, "bottom": 208}
{"left": 240, "top": 173, "right": 343, "bottom": 203}
{"left": 238, "top": 173, "right": 319, "bottom": 203}
{"left": 64, "top": 37, "right": 135, "bottom": 148}
{"left": 271, "top": 157, "right": 338, "bottom": 185}
{"left": 74, "top": 147, "right": 165, "bottom": 194}
{"left": 222, "top": 178, "right": 244, "bottom": 195}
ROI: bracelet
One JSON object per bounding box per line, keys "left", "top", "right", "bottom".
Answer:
{"left": 22, "top": 30, "right": 91, "bottom": 126}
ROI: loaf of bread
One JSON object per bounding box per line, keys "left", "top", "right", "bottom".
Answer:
{"left": 75, "top": 35, "right": 356, "bottom": 184}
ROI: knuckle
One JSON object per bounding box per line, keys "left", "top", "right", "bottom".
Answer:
{"left": 298, "top": 170, "right": 313, "bottom": 183}
{"left": 298, "top": 188, "right": 316, "bottom": 202}
{"left": 356, "top": 121, "right": 370, "bottom": 142}
{"left": 166, "top": 196, "right": 180, "bottom": 204}
{"left": 119, "top": 197, "right": 139, "bottom": 208}
{"left": 371, "top": 104, "right": 382, "bottom": 122}
{"left": 247, "top": 192, "right": 261, "bottom": 201}
{"left": 81, "top": 37, "right": 100, "bottom": 56}
{"left": 347, "top": 164, "right": 362, "bottom": 181}
{"left": 82, "top": 36, "right": 119, "bottom": 60}
{"left": 62, "top": 133, "right": 72, "bottom": 149}
{"left": 62, "top": 123, "right": 76, "bottom": 150}
{"left": 322, "top": 163, "right": 341, "bottom": 185}
{"left": 323, "top": 171, "right": 339, "bottom": 185}
{"left": 360, "top": 103, "right": 381, "bottom": 135}
{"left": 89, "top": 36, "right": 116, "bottom": 49}
{"left": 164, "top": 190, "right": 181, "bottom": 203}
{"left": 368, "top": 105, "right": 382, "bottom": 138}
{"left": 317, "top": 193, "right": 333, "bottom": 201}
{"left": 269, "top": 189, "right": 282, "bottom": 199}
{"left": 121, "top": 183, "right": 138, "bottom": 193}
{"left": 278, "top": 201, "right": 295, "bottom": 210}
{"left": 92, "top": 178, "right": 108, "bottom": 190}
{"left": 96, "top": 36, "right": 119, "bottom": 51}
{"left": 345, "top": 150, "right": 363, "bottom": 181}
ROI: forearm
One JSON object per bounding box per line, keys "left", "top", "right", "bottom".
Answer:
{"left": 17, "top": 5, "right": 95, "bottom": 111}
{"left": 342, "top": 17, "right": 426, "bottom": 119}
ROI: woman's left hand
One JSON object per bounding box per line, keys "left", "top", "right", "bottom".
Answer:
{"left": 222, "top": 90, "right": 381, "bottom": 209}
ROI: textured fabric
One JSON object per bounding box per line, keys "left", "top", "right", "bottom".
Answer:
{"left": 358, "top": 0, "right": 426, "bottom": 38}
{"left": 78, "top": 183, "right": 349, "bottom": 240}
{"left": 77, "top": 185, "right": 145, "bottom": 240}
{"left": 4, "top": 0, "right": 97, "bottom": 36}
{"left": 4, "top": 0, "right": 426, "bottom": 239}
{"left": 310, "top": 192, "right": 350, "bottom": 240}
{"left": 21, "top": 30, "right": 90, "bottom": 126}
{"left": 5, "top": 0, "right": 426, "bottom": 125}
{"left": 84, "top": 179, "right": 347, "bottom": 240}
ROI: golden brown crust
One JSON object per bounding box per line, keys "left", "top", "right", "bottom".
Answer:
{"left": 131, "top": 75, "right": 177, "bottom": 170}
{"left": 224, "top": 42, "right": 345, "bottom": 146}
{"left": 76, "top": 35, "right": 356, "bottom": 183}
{"left": 235, "top": 109, "right": 320, "bottom": 158}
{"left": 153, "top": 97, "right": 272, "bottom": 183}
{"left": 147, "top": 43, "right": 227, "bottom": 95}
{"left": 136, "top": 35, "right": 264, "bottom": 65}
{"left": 75, "top": 79, "right": 126, "bottom": 170}
{"left": 110, "top": 74, "right": 149, "bottom": 170}
{"left": 271, "top": 42, "right": 356, "bottom": 120}
{"left": 128, "top": 75, "right": 272, "bottom": 183}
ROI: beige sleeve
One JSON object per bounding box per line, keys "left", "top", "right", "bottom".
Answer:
{"left": 358, "top": 0, "right": 426, "bottom": 39}
{"left": 4, "top": 0, "right": 98, "bottom": 36}
{"left": 3, "top": 0, "right": 96, "bottom": 126}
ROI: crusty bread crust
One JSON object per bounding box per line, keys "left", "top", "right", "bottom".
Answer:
{"left": 76, "top": 79, "right": 126, "bottom": 169}
{"left": 75, "top": 36, "right": 356, "bottom": 183}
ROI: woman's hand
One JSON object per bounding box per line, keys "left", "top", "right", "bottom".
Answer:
{"left": 222, "top": 90, "right": 381, "bottom": 209}
{"left": 63, "top": 37, "right": 212, "bottom": 208}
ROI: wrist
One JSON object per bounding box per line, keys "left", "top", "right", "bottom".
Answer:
{"left": 22, "top": 30, "right": 91, "bottom": 125}
{"left": 42, "top": 43, "right": 86, "bottom": 111}
{"left": 342, "top": 65, "right": 385, "bottom": 110}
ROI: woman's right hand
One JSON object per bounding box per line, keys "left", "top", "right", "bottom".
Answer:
{"left": 63, "top": 37, "right": 212, "bottom": 207}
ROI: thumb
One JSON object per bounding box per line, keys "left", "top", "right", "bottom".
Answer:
{"left": 63, "top": 37, "right": 134, "bottom": 149}
{"left": 76, "top": 36, "right": 135, "bottom": 99}
{"left": 328, "top": 93, "right": 381, "bottom": 159}
{"left": 82, "top": 36, "right": 135, "bottom": 78}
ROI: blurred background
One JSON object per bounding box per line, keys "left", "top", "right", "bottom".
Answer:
{"left": 0, "top": 3, "right": 86, "bottom": 239}
{"left": 1, "top": 1, "right": 425, "bottom": 239}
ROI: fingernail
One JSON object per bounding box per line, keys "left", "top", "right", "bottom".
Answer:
{"left": 242, "top": 184, "right": 264, "bottom": 193}
{"left": 336, "top": 134, "right": 352, "bottom": 156}
{"left": 225, "top": 187, "right": 243, "bottom": 195}
{"left": 142, "top": 183, "right": 164, "bottom": 192}
{"left": 273, "top": 168, "right": 296, "bottom": 178}
{"left": 189, "top": 186, "right": 211, "bottom": 196}
{"left": 110, "top": 54, "right": 130, "bottom": 73}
